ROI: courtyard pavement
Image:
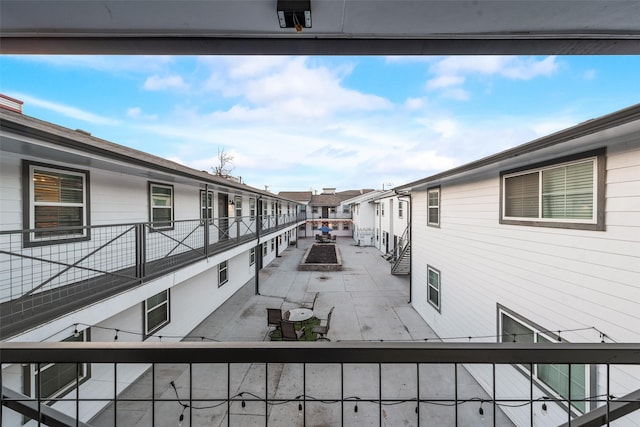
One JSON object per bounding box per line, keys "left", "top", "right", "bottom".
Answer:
{"left": 91, "top": 237, "right": 513, "bottom": 427}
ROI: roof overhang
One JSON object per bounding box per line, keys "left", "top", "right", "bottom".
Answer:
{"left": 2, "top": 0, "right": 640, "bottom": 55}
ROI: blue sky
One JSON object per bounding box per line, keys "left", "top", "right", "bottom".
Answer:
{"left": 1, "top": 55, "right": 639, "bottom": 193}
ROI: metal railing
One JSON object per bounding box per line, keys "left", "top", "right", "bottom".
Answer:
{"left": 0, "top": 214, "right": 304, "bottom": 339}
{"left": 1, "top": 342, "right": 639, "bottom": 426}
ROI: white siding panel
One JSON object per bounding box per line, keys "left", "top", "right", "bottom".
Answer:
{"left": 411, "top": 143, "right": 640, "bottom": 426}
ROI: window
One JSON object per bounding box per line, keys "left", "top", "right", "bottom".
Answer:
{"left": 145, "top": 290, "right": 170, "bottom": 336}
{"left": 33, "top": 330, "right": 89, "bottom": 399}
{"left": 343, "top": 204, "right": 350, "bottom": 214}
{"left": 427, "top": 266, "right": 441, "bottom": 311}
{"left": 312, "top": 206, "right": 318, "bottom": 214}
{"left": 200, "top": 190, "right": 213, "bottom": 221}
{"left": 428, "top": 187, "right": 440, "bottom": 227}
{"left": 271, "top": 238, "right": 275, "bottom": 251}
{"left": 250, "top": 247, "right": 256, "bottom": 266}
{"left": 501, "top": 150, "right": 604, "bottom": 230}
{"left": 263, "top": 201, "right": 268, "bottom": 218}
{"left": 398, "top": 201, "right": 404, "bottom": 218}
{"left": 249, "top": 198, "right": 256, "bottom": 220}
{"left": 343, "top": 223, "right": 349, "bottom": 230}
{"left": 218, "top": 261, "right": 228, "bottom": 286}
{"left": 150, "top": 183, "right": 173, "bottom": 229}
{"left": 499, "top": 308, "right": 587, "bottom": 412}
{"left": 262, "top": 243, "right": 267, "bottom": 257}
{"left": 25, "top": 161, "right": 89, "bottom": 245}
{"left": 331, "top": 223, "right": 338, "bottom": 230}
{"left": 375, "top": 204, "right": 380, "bottom": 216}
{"left": 381, "top": 203, "right": 385, "bottom": 216}
{"left": 234, "top": 196, "right": 242, "bottom": 217}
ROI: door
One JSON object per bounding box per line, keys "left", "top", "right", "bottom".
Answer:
{"left": 218, "top": 193, "right": 229, "bottom": 240}
{"left": 322, "top": 206, "right": 329, "bottom": 218}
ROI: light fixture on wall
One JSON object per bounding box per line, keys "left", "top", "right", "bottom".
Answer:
{"left": 277, "top": 0, "right": 311, "bottom": 32}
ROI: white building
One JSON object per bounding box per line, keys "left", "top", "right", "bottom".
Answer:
{"left": 0, "top": 96, "right": 304, "bottom": 424}
{"left": 396, "top": 103, "right": 640, "bottom": 426}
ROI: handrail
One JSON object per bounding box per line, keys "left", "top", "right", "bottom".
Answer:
{"left": 1, "top": 342, "right": 638, "bottom": 364}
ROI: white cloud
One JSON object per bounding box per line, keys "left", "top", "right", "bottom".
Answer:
{"left": 143, "top": 75, "right": 189, "bottom": 91}
{"left": 404, "top": 97, "right": 426, "bottom": 110}
{"left": 10, "top": 93, "right": 119, "bottom": 125}
{"left": 583, "top": 69, "right": 597, "bottom": 80}
{"left": 426, "top": 75, "right": 465, "bottom": 90}
{"left": 425, "top": 56, "right": 559, "bottom": 100}
{"left": 199, "top": 57, "right": 392, "bottom": 122}
{"left": 127, "top": 107, "right": 158, "bottom": 120}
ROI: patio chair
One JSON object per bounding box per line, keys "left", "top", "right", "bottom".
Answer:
{"left": 312, "top": 306, "right": 334, "bottom": 341}
{"left": 267, "top": 308, "right": 283, "bottom": 332}
{"left": 280, "top": 320, "right": 305, "bottom": 341}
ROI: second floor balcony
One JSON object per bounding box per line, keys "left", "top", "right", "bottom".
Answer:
{"left": 0, "top": 214, "right": 305, "bottom": 340}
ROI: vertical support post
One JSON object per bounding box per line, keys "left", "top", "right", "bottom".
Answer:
{"left": 493, "top": 363, "right": 496, "bottom": 427}
{"left": 606, "top": 364, "right": 610, "bottom": 426}
{"left": 76, "top": 362, "right": 80, "bottom": 427}
{"left": 454, "top": 363, "right": 458, "bottom": 427}
{"left": 340, "top": 363, "right": 344, "bottom": 426}
{"left": 568, "top": 363, "right": 572, "bottom": 424}
{"left": 303, "top": 363, "right": 306, "bottom": 427}
{"left": 114, "top": 362, "right": 118, "bottom": 427}
{"left": 416, "top": 363, "right": 420, "bottom": 427}
{"left": 227, "top": 363, "right": 231, "bottom": 427}
{"left": 379, "top": 363, "right": 382, "bottom": 427}
{"left": 530, "top": 363, "right": 534, "bottom": 426}
{"left": 151, "top": 363, "right": 155, "bottom": 427}
{"left": 255, "top": 197, "right": 262, "bottom": 295}
{"left": 135, "top": 223, "right": 146, "bottom": 281}
{"left": 204, "top": 184, "right": 210, "bottom": 257}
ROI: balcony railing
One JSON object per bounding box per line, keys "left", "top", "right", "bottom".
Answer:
{"left": 1, "top": 342, "right": 639, "bottom": 426}
{"left": 0, "top": 214, "right": 305, "bottom": 339}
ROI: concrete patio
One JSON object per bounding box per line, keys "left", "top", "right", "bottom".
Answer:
{"left": 91, "top": 237, "right": 513, "bottom": 426}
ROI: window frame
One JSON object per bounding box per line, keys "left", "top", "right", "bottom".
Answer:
{"left": 29, "top": 329, "right": 91, "bottom": 401}
{"left": 149, "top": 182, "right": 174, "bottom": 230}
{"left": 200, "top": 190, "right": 214, "bottom": 223}
{"left": 427, "top": 187, "right": 440, "bottom": 227}
{"left": 497, "top": 305, "right": 592, "bottom": 413}
{"left": 144, "top": 290, "right": 170, "bottom": 337}
{"left": 249, "top": 198, "right": 256, "bottom": 220}
{"left": 499, "top": 149, "right": 605, "bottom": 231}
{"left": 218, "top": 260, "right": 228, "bottom": 287}
{"left": 250, "top": 247, "right": 256, "bottom": 266}
{"left": 23, "top": 161, "right": 91, "bottom": 247}
{"left": 427, "top": 265, "right": 441, "bottom": 312}
{"left": 398, "top": 201, "right": 404, "bottom": 219}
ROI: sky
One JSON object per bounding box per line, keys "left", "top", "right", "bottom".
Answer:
{"left": 1, "top": 55, "right": 639, "bottom": 194}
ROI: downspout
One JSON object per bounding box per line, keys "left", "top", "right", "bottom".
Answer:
{"left": 255, "top": 196, "right": 262, "bottom": 295}
{"left": 397, "top": 191, "right": 412, "bottom": 304}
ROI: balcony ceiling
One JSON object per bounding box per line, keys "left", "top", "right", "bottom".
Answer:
{"left": 1, "top": 0, "right": 640, "bottom": 55}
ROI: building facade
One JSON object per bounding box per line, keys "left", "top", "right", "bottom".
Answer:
{"left": 0, "top": 98, "right": 304, "bottom": 424}
{"left": 397, "top": 103, "right": 640, "bottom": 426}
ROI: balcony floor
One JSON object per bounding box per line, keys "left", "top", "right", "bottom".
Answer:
{"left": 90, "top": 237, "right": 514, "bottom": 426}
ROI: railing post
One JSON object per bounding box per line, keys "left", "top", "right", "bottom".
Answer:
{"left": 136, "top": 223, "right": 146, "bottom": 280}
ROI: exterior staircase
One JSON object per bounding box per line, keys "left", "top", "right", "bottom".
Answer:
{"left": 391, "top": 230, "right": 411, "bottom": 275}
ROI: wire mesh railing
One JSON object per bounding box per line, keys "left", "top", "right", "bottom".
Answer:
{"left": 0, "top": 215, "right": 303, "bottom": 338}
{"left": 1, "top": 342, "right": 639, "bottom": 426}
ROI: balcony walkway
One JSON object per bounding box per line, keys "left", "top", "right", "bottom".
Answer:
{"left": 90, "top": 237, "right": 514, "bottom": 426}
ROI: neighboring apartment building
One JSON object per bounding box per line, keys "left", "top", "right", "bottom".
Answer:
{"left": 0, "top": 96, "right": 304, "bottom": 424}
{"left": 343, "top": 189, "right": 383, "bottom": 246}
{"left": 281, "top": 187, "right": 374, "bottom": 238}
{"left": 396, "top": 103, "right": 640, "bottom": 426}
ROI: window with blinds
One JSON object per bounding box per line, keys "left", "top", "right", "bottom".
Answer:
{"left": 150, "top": 183, "right": 173, "bottom": 229}
{"left": 501, "top": 153, "right": 601, "bottom": 230}
{"left": 145, "top": 290, "right": 169, "bottom": 335}
{"left": 427, "top": 188, "right": 440, "bottom": 226}
{"left": 499, "top": 310, "right": 587, "bottom": 413}
{"left": 25, "top": 162, "right": 90, "bottom": 245}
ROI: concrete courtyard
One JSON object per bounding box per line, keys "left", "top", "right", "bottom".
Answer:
{"left": 91, "top": 237, "right": 513, "bottom": 426}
